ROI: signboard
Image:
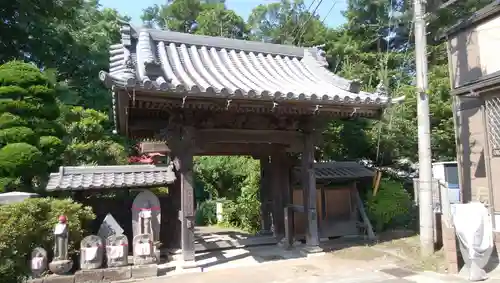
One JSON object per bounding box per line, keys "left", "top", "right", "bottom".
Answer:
{"left": 97, "top": 213, "right": 124, "bottom": 240}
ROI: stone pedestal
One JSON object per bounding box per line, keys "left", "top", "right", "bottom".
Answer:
{"left": 48, "top": 260, "right": 73, "bottom": 275}
{"left": 74, "top": 269, "right": 103, "bottom": 283}
{"left": 102, "top": 266, "right": 132, "bottom": 281}
{"left": 131, "top": 264, "right": 158, "bottom": 279}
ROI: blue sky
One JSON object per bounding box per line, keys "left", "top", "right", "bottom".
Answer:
{"left": 99, "top": 0, "right": 347, "bottom": 28}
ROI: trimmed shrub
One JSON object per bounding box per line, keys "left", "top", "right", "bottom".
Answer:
{"left": 0, "top": 198, "right": 95, "bottom": 283}
{"left": 0, "top": 143, "right": 44, "bottom": 178}
{"left": 365, "top": 178, "right": 416, "bottom": 232}
{"left": 0, "top": 127, "right": 37, "bottom": 147}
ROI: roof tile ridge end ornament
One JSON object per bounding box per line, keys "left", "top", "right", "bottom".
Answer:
{"left": 303, "top": 46, "right": 362, "bottom": 94}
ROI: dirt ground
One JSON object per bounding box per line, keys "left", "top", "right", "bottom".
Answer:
{"left": 324, "top": 231, "right": 448, "bottom": 273}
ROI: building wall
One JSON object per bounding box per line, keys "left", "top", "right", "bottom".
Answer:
{"left": 455, "top": 91, "right": 500, "bottom": 217}
{"left": 455, "top": 96, "right": 487, "bottom": 204}
{"left": 448, "top": 14, "right": 500, "bottom": 88}
{"left": 477, "top": 16, "right": 500, "bottom": 75}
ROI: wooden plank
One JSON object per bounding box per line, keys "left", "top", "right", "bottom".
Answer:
{"left": 355, "top": 190, "right": 376, "bottom": 240}
{"left": 372, "top": 170, "right": 382, "bottom": 196}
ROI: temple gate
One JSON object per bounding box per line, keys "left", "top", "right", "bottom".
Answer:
{"left": 50, "top": 22, "right": 389, "bottom": 269}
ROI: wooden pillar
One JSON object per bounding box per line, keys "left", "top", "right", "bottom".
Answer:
{"left": 259, "top": 156, "right": 272, "bottom": 233}
{"left": 174, "top": 127, "right": 196, "bottom": 264}
{"left": 283, "top": 155, "right": 294, "bottom": 246}
{"left": 302, "top": 131, "right": 319, "bottom": 247}
{"left": 180, "top": 149, "right": 195, "bottom": 262}
{"left": 271, "top": 151, "right": 285, "bottom": 238}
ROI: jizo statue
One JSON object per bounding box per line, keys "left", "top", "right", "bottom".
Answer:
{"left": 106, "top": 234, "right": 129, "bottom": 267}
{"left": 54, "top": 215, "right": 69, "bottom": 260}
{"left": 140, "top": 207, "right": 153, "bottom": 235}
{"left": 132, "top": 190, "right": 161, "bottom": 264}
{"left": 30, "top": 247, "right": 48, "bottom": 278}
{"left": 79, "top": 235, "right": 104, "bottom": 270}
{"left": 48, "top": 215, "right": 73, "bottom": 275}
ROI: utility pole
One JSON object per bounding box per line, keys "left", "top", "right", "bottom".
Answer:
{"left": 413, "top": 0, "right": 434, "bottom": 256}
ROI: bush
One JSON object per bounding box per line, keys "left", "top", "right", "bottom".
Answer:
{"left": 0, "top": 198, "right": 95, "bottom": 283}
{"left": 221, "top": 188, "right": 261, "bottom": 233}
{"left": 195, "top": 200, "right": 217, "bottom": 226}
{"left": 0, "top": 143, "right": 44, "bottom": 178}
{"left": 365, "top": 178, "right": 416, "bottom": 232}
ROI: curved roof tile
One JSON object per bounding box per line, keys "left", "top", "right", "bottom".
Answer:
{"left": 100, "top": 24, "right": 388, "bottom": 106}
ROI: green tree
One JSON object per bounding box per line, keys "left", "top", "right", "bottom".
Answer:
{"left": 142, "top": 0, "right": 248, "bottom": 38}
{"left": 59, "top": 106, "right": 128, "bottom": 166}
{"left": 247, "top": 0, "right": 327, "bottom": 45}
{"left": 194, "top": 156, "right": 259, "bottom": 199}
{"left": 0, "top": 61, "right": 65, "bottom": 191}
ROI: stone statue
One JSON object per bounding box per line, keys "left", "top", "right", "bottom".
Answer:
{"left": 30, "top": 247, "right": 47, "bottom": 278}
{"left": 132, "top": 234, "right": 155, "bottom": 265}
{"left": 132, "top": 190, "right": 161, "bottom": 263}
{"left": 80, "top": 235, "right": 104, "bottom": 270}
{"left": 106, "top": 234, "right": 129, "bottom": 267}
{"left": 48, "top": 215, "right": 73, "bottom": 275}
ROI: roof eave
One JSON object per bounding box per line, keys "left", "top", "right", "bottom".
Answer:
{"left": 441, "top": 2, "right": 500, "bottom": 40}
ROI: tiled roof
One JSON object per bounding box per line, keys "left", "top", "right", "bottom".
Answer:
{"left": 99, "top": 24, "right": 388, "bottom": 106}
{"left": 293, "top": 161, "right": 375, "bottom": 181}
{"left": 45, "top": 165, "right": 176, "bottom": 191}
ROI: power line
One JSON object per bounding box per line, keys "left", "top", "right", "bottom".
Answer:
{"left": 320, "top": 0, "right": 338, "bottom": 26}
{"left": 295, "top": 0, "right": 325, "bottom": 45}
{"left": 287, "top": 0, "right": 317, "bottom": 42}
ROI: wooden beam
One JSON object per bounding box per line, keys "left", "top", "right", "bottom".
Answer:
{"left": 194, "top": 143, "right": 301, "bottom": 155}
{"left": 131, "top": 93, "right": 383, "bottom": 116}
{"left": 197, "top": 129, "right": 303, "bottom": 145}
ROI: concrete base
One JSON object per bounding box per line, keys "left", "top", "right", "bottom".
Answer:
{"left": 131, "top": 264, "right": 158, "bottom": 279}
{"left": 277, "top": 237, "right": 302, "bottom": 250}
{"left": 48, "top": 260, "right": 73, "bottom": 275}
{"left": 74, "top": 269, "right": 103, "bottom": 283}
{"left": 300, "top": 246, "right": 324, "bottom": 257}
{"left": 42, "top": 275, "right": 75, "bottom": 283}
{"left": 102, "top": 266, "right": 132, "bottom": 281}
{"left": 175, "top": 260, "right": 202, "bottom": 274}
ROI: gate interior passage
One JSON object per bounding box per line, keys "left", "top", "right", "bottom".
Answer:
{"left": 94, "top": 22, "right": 388, "bottom": 268}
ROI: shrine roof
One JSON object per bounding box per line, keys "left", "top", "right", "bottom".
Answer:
{"left": 99, "top": 23, "right": 388, "bottom": 106}
{"left": 45, "top": 165, "right": 176, "bottom": 191}
{"left": 293, "top": 161, "right": 375, "bottom": 182}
